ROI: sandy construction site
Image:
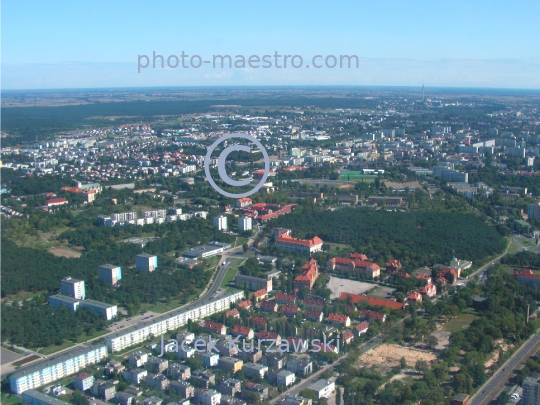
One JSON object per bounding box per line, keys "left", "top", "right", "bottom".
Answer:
{"left": 359, "top": 343, "right": 437, "bottom": 371}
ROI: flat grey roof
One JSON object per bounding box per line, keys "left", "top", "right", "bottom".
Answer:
{"left": 99, "top": 264, "right": 120, "bottom": 269}
{"left": 136, "top": 253, "right": 156, "bottom": 258}
{"left": 81, "top": 299, "right": 117, "bottom": 309}
{"left": 49, "top": 294, "right": 79, "bottom": 304}
{"left": 308, "top": 379, "right": 333, "bottom": 391}
{"left": 10, "top": 344, "right": 106, "bottom": 379}
{"left": 22, "top": 390, "right": 69, "bottom": 405}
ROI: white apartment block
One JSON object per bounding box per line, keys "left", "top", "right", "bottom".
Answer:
{"left": 238, "top": 216, "right": 252, "bottom": 231}
{"left": 9, "top": 344, "right": 108, "bottom": 394}
{"left": 105, "top": 291, "right": 244, "bottom": 353}
{"left": 60, "top": 277, "right": 85, "bottom": 300}
{"left": 213, "top": 216, "right": 227, "bottom": 231}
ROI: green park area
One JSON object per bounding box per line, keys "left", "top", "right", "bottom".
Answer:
{"left": 339, "top": 170, "right": 377, "bottom": 182}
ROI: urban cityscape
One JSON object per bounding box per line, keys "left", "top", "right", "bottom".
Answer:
{"left": 2, "top": 2, "right": 540, "bottom": 405}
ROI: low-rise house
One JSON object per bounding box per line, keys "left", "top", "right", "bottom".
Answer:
{"left": 204, "top": 321, "right": 227, "bottom": 335}
{"left": 122, "top": 369, "right": 148, "bottom": 385}
{"left": 416, "top": 274, "right": 432, "bottom": 285}
{"left": 263, "top": 353, "right": 286, "bottom": 370}
{"left": 167, "top": 363, "right": 191, "bottom": 380}
{"left": 286, "top": 358, "right": 312, "bottom": 376}
{"left": 104, "top": 360, "right": 125, "bottom": 376}
{"left": 260, "top": 300, "right": 278, "bottom": 312}
{"left": 275, "top": 292, "right": 296, "bottom": 305}
{"left": 170, "top": 381, "right": 194, "bottom": 398}
{"left": 201, "top": 352, "right": 220, "bottom": 367}
{"left": 360, "top": 310, "right": 386, "bottom": 322}
{"left": 114, "top": 392, "right": 135, "bottom": 405}
{"left": 252, "top": 289, "right": 268, "bottom": 302}
{"left": 232, "top": 325, "right": 255, "bottom": 339}
{"left": 191, "top": 370, "right": 216, "bottom": 386}
{"left": 276, "top": 370, "right": 296, "bottom": 387}
{"left": 242, "top": 363, "right": 268, "bottom": 379}
{"left": 129, "top": 351, "right": 148, "bottom": 368}
{"left": 282, "top": 395, "right": 313, "bottom": 405}
{"left": 241, "top": 383, "right": 269, "bottom": 400}
{"left": 353, "top": 321, "right": 369, "bottom": 336}
{"left": 143, "top": 396, "right": 163, "bottom": 405}
{"left": 250, "top": 316, "right": 268, "bottom": 330}
{"left": 147, "top": 374, "right": 169, "bottom": 390}
{"left": 215, "top": 340, "right": 239, "bottom": 357}
{"left": 194, "top": 389, "right": 221, "bottom": 405}
{"left": 216, "top": 378, "right": 241, "bottom": 396}
{"left": 147, "top": 356, "right": 168, "bottom": 374}
{"left": 282, "top": 304, "right": 299, "bottom": 317}
{"left": 303, "top": 298, "right": 324, "bottom": 311}
{"left": 238, "top": 349, "right": 263, "bottom": 363}
{"left": 304, "top": 309, "right": 323, "bottom": 323}
{"left": 420, "top": 283, "right": 437, "bottom": 298}
{"left": 92, "top": 380, "right": 115, "bottom": 401}
{"left": 176, "top": 345, "right": 195, "bottom": 360}
{"left": 327, "top": 313, "right": 351, "bottom": 327}
{"left": 220, "top": 396, "right": 246, "bottom": 405}
{"left": 73, "top": 373, "right": 94, "bottom": 391}
{"left": 257, "top": 331, "right": 281, "bottom": 345}
{"left": 237, "top": 300, "right": 253, "bottom": 310}
{"left": 407, "top": 291, "right": 422, "bottom": 303}
{"left": 218, "top": 356, "right": 243, "bottom": 373}
{"left": 226, "top": 308, "right": 240, "bottom": 318}
{"left": 342, "top": 330, "right": 354, "bottom": 344}
{"left": 308, "top": 379, "right": 335, "bottom": 399}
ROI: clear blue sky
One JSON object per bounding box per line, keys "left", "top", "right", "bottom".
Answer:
{"left": 2, "top": 0, "right": 540, "bottom": 89}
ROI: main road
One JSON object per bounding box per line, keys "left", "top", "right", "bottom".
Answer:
{"left": 469, "top": 327, "right": 540, "bottom": 405}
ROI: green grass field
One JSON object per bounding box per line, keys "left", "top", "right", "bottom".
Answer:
{"left": 443, "top": 313, "right": 478, "bottom": 333}
{"left": 221, "top": 264, "right": 240, "bottom": 289}
{"left": 339, "top": 171, "right": 377, "bottom": 182}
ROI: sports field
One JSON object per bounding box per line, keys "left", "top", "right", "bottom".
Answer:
{"left": 339, "top": 170, "right": 377, "bottom": 182}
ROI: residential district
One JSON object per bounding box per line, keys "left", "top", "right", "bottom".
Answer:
{"left": 3, "top": 89, "right": 540, "bottom": 405}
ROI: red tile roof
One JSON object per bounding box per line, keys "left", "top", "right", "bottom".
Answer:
{"left": 360, "top": 310, "right": 385, "bottom": 320}
{"left": 340, "top": 292, "right": 405, "bottom": 310}
{"left": 282, "top": 305, "right": 299, "bottom": 314}
{"left": 232, "top": 325, "right": 253, "bottom": 336}
{"left": 253, "top": 289, "right": 268, "bottom": 298}
{"left": 342, "top": 330, "right": 354, "bottom": 341}
{"left": 327, "top": 313, "right": 349, "bottom": 323}
{"left": 249, "top": 316, "right": 268, "bottom": 325}
{"left": 304, "top": 309, "right": 323, "bottom": 319}
{"left": 276, "top": 234, "right": 323, "bottom": 247}
{"left": 204, "top": 321, "right": 225, "bottom": 332}
{"left": 349, "top": 253, "right": 368, "bottom": 261}
{"left": 238, "top": 300, "right": 253, "bottom": 309}
{"left": 226, "top": 309, "right": 240, "bottom": 318}
{"left": 517, "top": 269, "right": 540, "bottom": 280}
{"left": 354, "top": 321, "right": 370, "bottom": 332}
{"left": 275, "top": 292, "right": 296, "bottom": 303}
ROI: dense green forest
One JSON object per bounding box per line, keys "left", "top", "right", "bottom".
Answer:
{"left": 501, "top": 251, "right": 540, "bottom": 268}
{"left": 267, "top": 208, "right": 506, "bottom": 270}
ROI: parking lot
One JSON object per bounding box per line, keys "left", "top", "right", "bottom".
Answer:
{"left": 327, "top": 276, "right": 375, "bottom": 299}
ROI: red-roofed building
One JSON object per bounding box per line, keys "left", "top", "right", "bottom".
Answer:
{"left": 45, "top": 197, "right": 69, "bottom": 207}
{"left": 260, "top": 300, "right": 278, "bottom": 312}
{"left": 282, "top": 305, "right": 299, "bottom": 317}
{"left": 360, "top": 310, "right": 386, "bottom": 322}
{"left": 340, "top": 292, "right": 405, "bottom": 310}
{"left": 342, "top": 330, "right": 354, "bottom": 344}
{"left": 253, "top": 289, "right": 269, "bottom": 302}
{"left": 249, "top": 316, "right": 268, "bottom": 329}
{"left": 232, "top": 325, "right": 255, "bottom": 339}
{"left": 389, "top": 271, "right": 410, "bottom": 281}
{"left": 515, "top": 269, "right": 540, "bottom": 288}
{"left": 236, "top": 198, "right": 252, "bottom": 208}
{"left": 294, "top": 259, "right": 320, "bottom": 290}
{"left": 204, "top": 321, "right": 226, "bottom": 335}
{"left": 386, "top": 260, "right": 402, "bottom": 272}
{"left": 61, "top": 187, "right": 96, "bottom": 203}
{"left": 275, "top": 292, "right": 296, "bottom": 305}
{"left": 226, "top": 308, "right": 240, "bottom": 318}
{"left": 257, "top": 331, "right": 281, "bottom": 344}
{"left": 407, "top": 291, "right": 422, "bottom": 303}
{"left": 349, "top": 253, "right": 368, "bottom": 261}
{"left": 353, "top": 321, "right": 370, "bottom": 336}
{"left": 311, "top": 342, "right": 338, "bottom": 354}
{"left": 238, "top": 300, "right": 253, "bottom": 309}
{"left": 420, "top": 283, "right": 437, "bottom": 298}
{"left": 437, "top": 268, "right": 458, "bottom": 285}
{"left": 275, "top": 234, "right": 323, "bottom": 254}
{"left": 416, "top": 274, "right": 432, "bottom": 285}
{"left": 304, "top": 309, "right": 324, "bottom": 323}
{"left": 327, "top": 313, "right": 351, "bottom": 327}
{"left": 304, "top": 297, "right": 325, "bottom": 310}
{"left": 327, "top": 257, "right": 381, "bottom": 279}
{"left": 271, "top": 228, "right": 291, "bottom": 238}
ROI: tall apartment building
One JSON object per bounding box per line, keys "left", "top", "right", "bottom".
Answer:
{"left": 22, "top": 390, "right": 69, "bottom": 405}
{"left": 111, "top": 212, "right": 137, "bottom": 222}
{"left": 528, "top": 203, "right": 540, "bottom": 221}
{"left": 433, "top": 164, "right": 468, "bottom": 183}
{"left": 213, "top": 216, "right": 227, "bottom": 231}
{"left": 61, "top": 277, "right": 85, "bottom": 300}
{"left": 10, "top": 344, "right": 108, "bottom": 394}
{"left": 135, "top": 254, "right": 158, "bottom": 272}
{"left": 238, "top": 216, "right": 252, "bottom": 231}
{"left": 98, "top": 264, "right": 122, "bottom": 286}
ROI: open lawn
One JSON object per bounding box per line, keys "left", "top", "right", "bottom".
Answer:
{"left": 339, "top": 170, "right": 377, "bottom": 182}
{"left": 38, "top": 341, "right": 75, "bottom": 355}
{"left": 442, "top": 313, "right": 479, "bottom": 333}
{"left": 221, "top": 265, "right": 239, "bottom": 289}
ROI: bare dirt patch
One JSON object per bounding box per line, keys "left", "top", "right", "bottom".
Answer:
{"left": 359, "top": 343, "right": 437, "bottom": 373}
{"left": 327, "top": 276, "right": 374, "bottom": 299}
{"left": 430, "top": 324, "right": 451, "bottom": 350}
{"left": 48, "top": 247, "right": 82, "bottom": 258}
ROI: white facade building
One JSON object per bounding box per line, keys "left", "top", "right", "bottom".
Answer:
{"left": 213, "top": 216, "right": 227, "bottom": 231}
{"left": 238, "top": 216, "right": 252, "bottom": 231}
